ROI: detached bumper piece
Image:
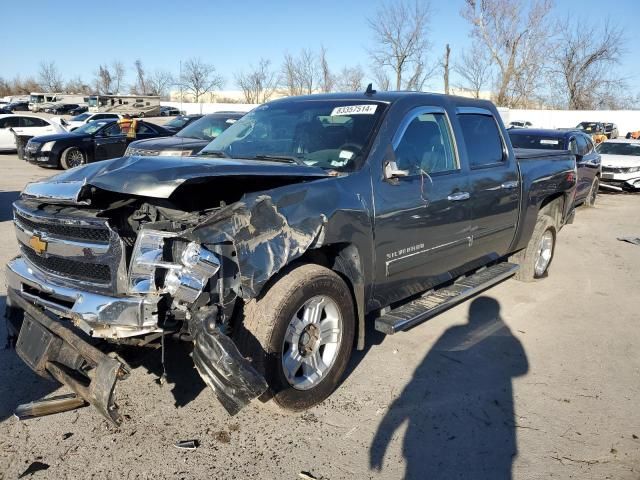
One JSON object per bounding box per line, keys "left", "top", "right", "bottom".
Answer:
{"left": 9, "top": 288, "right": 129, "bottom": 425}
{"left": 191, "top": 312, "right": 268, "bottom": 415}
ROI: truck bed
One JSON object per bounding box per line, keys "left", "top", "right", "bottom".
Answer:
{"left": 514, "top": 148, "right": 574, "bottom": 160}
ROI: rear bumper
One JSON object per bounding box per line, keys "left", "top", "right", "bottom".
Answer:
{"left": 10, "top": 288, "right": 128, "bottom": 425}
{"left": 7, "top": 256, "right": 160, "bottom": 338}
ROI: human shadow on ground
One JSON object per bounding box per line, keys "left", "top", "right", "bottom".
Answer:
{"left": 370, "top": 296, "right": 529, "bottom": 480}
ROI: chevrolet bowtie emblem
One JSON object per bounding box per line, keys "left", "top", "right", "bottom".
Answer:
{"left": 29, "top": 235, "right": 48, "bottom": 254}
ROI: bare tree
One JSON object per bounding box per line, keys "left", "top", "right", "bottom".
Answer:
{"left": 94, "top": 65, "right": 113, "bottom": 94}
{"left": 281, "top": 49, "right": 321, "bottom": 96}
{"left": 335, "top": 66, "right": 365, "bottom": 92}
{"left": 551, "top": 18, "right": 625, "bottom": 110}
{"left": 454, "top": 44, "right": 491, "bottom": 98}
{"left": 133, "top": 59, "right": 147, "bottom": 94}
{"left": 0, "top": 78, "right": 11, "bottom": 97}
{"left": 372, "top": 69, "right": 391, "bottom": 91}
{"left": 38, "top": 61, "right": 64, "bottom": 92}
{"left": 65, "top": 76, "right": 92, "bottom": 94}
{"left": 111, "top": 61, "right": 126, "bottom": 94}
{"left": 235, "top": 58, "right": 279, "bottom": 103}
{"left": 319, "top": 46, "right": 334, "bottom": 93}
{"left": 367, "top": 0, "right": 433, "bottom": 90}
{"left": 146, "top": 70, "right": 174, "bottom": 98}
{"left": 180, "top": 57, "right": 224, "bottom": 102}
{"left": 11, "top": 76, "right": 40, "bottom": 95}
{"left": 461, "top": 0, "right": 554, "bottom": 107}
{"left": 443, "top": 44, "right": 451, "bottom": 95}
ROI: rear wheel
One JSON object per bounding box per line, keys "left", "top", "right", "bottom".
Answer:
{"left": 234, "top": 263, "right": 355, "bottom": 411}
{"left": 60, "top": 147, "right": 86, "bottom": 169}
{"left": 584, "top": 177, "right": 599, "bottom": 207}
{"left": 513, "top": 214, "right": 556, "bottom": 282}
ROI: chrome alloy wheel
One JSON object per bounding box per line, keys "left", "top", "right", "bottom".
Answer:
{"left": 534, "top": 230, "right": 554, "bottom": 277}
{"left": 281, "top": 295, "right": 343, "bottom": 390}
{"left": 67, "top": 149, "right": 85, "bottom": 168}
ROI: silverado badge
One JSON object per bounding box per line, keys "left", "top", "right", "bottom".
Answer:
{"left": 29, "top": 235, "right": 48, "bottom": 255}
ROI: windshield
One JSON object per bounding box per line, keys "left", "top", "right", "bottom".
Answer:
{"left": 596, "top": 142, "right": 640, "bottom": 156}
{"left": 509, "top": 134, "right": 564, "bottom": 150}
{"left": 72, "top": 120, "right": 112, "bottom": 135}
{"left": 200, "top": 100, "right": 387, "bottom": 171}
{"left": 72, "top": 113, "right": 91, "bottom": 121}
{"left": 165, "top": 116, "right": 191, "bottom": 129}
{"left": 577, "top": 122, "right": 599, "bottom": 132}
{"left": 177, "top": 115, "right": 238, "bottom": 140}
{"left": 30, "top": 95, "right": 45, "bottom": 104}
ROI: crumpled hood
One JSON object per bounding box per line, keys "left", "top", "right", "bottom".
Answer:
{"left": 21, "top": 155, "right": 331, "bottom": 202}
{"left": 600, "top": 154, "right": 640, "bottom": 168}
{"left": 127, "top": 136, "right": 208, "bottom": 151}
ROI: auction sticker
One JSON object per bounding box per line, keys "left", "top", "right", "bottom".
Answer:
{"left": 330, "top": 104, "right": 378, "bottom": 116}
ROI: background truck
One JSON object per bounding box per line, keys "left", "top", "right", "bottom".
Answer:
{"left": 6, "top": 92, "right": 576, "bottom": 424}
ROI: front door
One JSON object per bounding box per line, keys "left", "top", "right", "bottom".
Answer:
{"left": 0, "top": 116, "right": 20, "bottom": 149}
{"left": 94, "top": 123, "right": 127, "bottom": 160}
{"left": 373, "top": 107, "right": 471, "bottom": 307}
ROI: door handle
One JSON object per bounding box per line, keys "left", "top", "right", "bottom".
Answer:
{"left": 501, "top": 181, "right": 519, "bottom": 190}
{"left": 447, "top": 191, "right": 470, "bottom": 201}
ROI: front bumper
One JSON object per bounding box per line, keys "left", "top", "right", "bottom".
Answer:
{"left": 23, "top": 149, "right": 58, "bottom": 168}
{"left": 600, "top": 172, "right": 640, "bottom": 191}
{"left": 10, "top": 288, "right": 128, "bottom": 424}
{"left": 7, "top": 256, "right": 160, "bottom": 338}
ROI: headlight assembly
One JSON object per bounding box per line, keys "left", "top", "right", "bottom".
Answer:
{"left": 41, "top": 141, "right": 56, "bottom": 152}
{"left": 128, "top": 229, "right": 220, "bottom": 303}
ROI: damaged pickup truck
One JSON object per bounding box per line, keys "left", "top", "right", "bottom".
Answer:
{"left": 6, "top": 91, "right": 577, "bottom": 424}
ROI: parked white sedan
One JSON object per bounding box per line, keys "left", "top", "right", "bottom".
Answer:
{"left": 0, "top": 114, "right": 67, "bottom": 151}
{"left": 597, "top": 139, "right": 640, "bottom": 191}
{"left": 64, "top": 112, "right": 122, "bottom": 131}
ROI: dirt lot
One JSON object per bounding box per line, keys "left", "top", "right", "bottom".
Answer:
{"left": 0, "top": 154, "right": 638, "bottom": 480}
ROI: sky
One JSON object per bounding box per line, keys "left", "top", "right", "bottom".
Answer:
{"left": 1, "top": 0, "right": 638, "bottom": 94}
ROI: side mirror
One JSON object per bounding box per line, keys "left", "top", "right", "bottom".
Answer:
{"left": 384, "top": 160, "right": 409, "bottom": 179}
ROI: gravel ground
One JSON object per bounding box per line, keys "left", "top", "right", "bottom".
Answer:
{"left": 0, "top": 154, "right": 638, "bottom": 480}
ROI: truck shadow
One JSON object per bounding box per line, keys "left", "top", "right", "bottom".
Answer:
{"left": 369, "top": 296, "right": 529, "bottom": 479}
{"left": 0, "top": 191, "right": 19, "bottom": 222}
{"left": 0, "top": 295, "right": 58, "bottom": 423}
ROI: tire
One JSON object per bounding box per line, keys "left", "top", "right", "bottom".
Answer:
{"left": 584, "top": 176, "right": 599, "bottom": 208}
{"left": 234, "top": 263, "right": 355, "bottom": 411}
{"left": 60, "top": 147, "right": 86, "bottom": 170}
{"left": 512, "top": 214, "right": 556, "bottom": 282}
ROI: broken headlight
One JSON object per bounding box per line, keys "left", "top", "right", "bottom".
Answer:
{"left": 127, "top": 230, "right": 220, "bottom": 303}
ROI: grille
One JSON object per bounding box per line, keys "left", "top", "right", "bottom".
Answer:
{"left": 602, "top": 166, "right": 636, "bottom": 174}
{"left": 15, "top": 211, "right": 111, "bottom": 243}
{"left": 23, "top": 247, "right": 111, "bottom": 283}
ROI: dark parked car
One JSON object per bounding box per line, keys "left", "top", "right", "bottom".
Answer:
{"left": 45, "top": 103, "right": 80, "bottom": 115}
{"left": 126, "top": 112, "right": 244, "bottom": 157}
{"left": 161, "top": 114, "right": 204, "bottom": 133}
{"left": 509, "top": 128, "right": 601, "bottom": 206}
{"left": 24, "top": 118, "right": 172, "bottom": 169}
{"left": 604, "top": 123, "right": 619, "bottom": 139}
{"left": 68, "top": 105, "right": 88, "bottom": 116}
{"left": 7, "top": 92, "right": 577, "bottom": 423}
{"left": 0, "top": 101, "right": 29, "bottom": 113}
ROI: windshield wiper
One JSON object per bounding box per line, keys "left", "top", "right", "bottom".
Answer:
{"left": 246, "top": 154, "right": 305, "bottom": 165}
{"left": 197, "top": 150, "right": 229, "bottom": 158}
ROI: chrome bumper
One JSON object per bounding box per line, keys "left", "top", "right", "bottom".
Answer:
{"left": 6, "top": 256, "right": 160, "bottom": 338}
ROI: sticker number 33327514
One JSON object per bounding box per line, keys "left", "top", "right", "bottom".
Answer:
{"left": 330, "top": 104, "right": 378, "bottom": 116}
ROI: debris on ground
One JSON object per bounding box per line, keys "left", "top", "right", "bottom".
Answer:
{"left": 18, "top": 461, "right": 50, "bottom": 478}
{"left": 214, "top": 431, "right": 231, "bottom": 444}
{"left": 617, "top": 236, "right": 640, "bottom": 245}
{"left": 298, "top": 472, "right": 318, "bottom": 480}
{"left": 173, "top": 440, "right": 199, "bottom": 450}
{"left": 62, "top": 432, "right": 73, "bottom": 440}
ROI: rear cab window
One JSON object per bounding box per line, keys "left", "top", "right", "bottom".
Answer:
{"left": 457, "top": 109, "right": 505, "bottom": 168}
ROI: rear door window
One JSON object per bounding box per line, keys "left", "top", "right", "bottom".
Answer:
{"left": 458, "top": 113, "right": 505, "bottom": 168}
{"left": 576, "top": 135, "right": 589, "bottom": 156}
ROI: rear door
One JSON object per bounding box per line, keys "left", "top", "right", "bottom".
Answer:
{"left": 457, "top": 108, "right": 520, "bottom": 264}
{"left": 372, "top": 106, "right": 471, "bottom": 305}
{"left": 575, "top": 134, "right": 599, "bottom": 200}
{"left": 0, "top": 116, "right": 20, "bottom": 149}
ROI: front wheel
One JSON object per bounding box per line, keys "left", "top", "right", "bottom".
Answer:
{"left": 234, "top": 263, "right": 355, "bottom": 411}
{"left": 512, "top": 215, "right": 556, "bottom": 282}
{"left": 60, "top": 147, "right": 86, "bottom": 169}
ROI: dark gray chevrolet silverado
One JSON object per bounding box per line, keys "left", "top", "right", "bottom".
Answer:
{"left": 6, "top": 92, "right": 577, "bottom": 424}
